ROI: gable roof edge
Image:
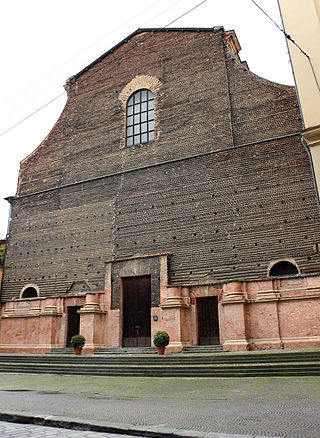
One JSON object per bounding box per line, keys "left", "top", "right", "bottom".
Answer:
{"left": 71, "top": 27, "right": 224, "bottom": 82}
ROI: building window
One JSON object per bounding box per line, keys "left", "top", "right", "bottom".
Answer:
{"left": 126, "top": 89, "right": 155, "bottom": 147}
{"left": 20, "top": 284, "right": 39, "bottom": 299}
{"left": 269, "top": 261, "right": 299, "bottom": 277}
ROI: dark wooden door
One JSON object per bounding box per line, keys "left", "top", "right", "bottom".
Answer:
{"left": 122, "top": 276, "right": 151, "bottom": 347}
{"left": 197, "top": 297, "right": 220, "bottom": 345}
{"left": 66, "top": 306, "right": 81, "bottom": 347}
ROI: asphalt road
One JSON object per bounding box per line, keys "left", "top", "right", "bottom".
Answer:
{"left": 0, "top": 374, "right": 319, "bottom": 438}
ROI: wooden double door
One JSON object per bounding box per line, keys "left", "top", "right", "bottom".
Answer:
{"left": 122, "top": 276, "right": 151, "bottom": 347}
{"left": 197, "top": 296, "right": 220, "bottom": 345}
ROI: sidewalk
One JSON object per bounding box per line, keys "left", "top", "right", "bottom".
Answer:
{"left": 0, "top": 373, "right": 319, "bottom": 438}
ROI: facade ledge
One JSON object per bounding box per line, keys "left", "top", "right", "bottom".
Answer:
{"left": 161, "top": 296, "right": 190, "bottom": 309}
{"left": 78, "top": 304, "right": 105, "bottom": 314}
{"left": 302, "top": 124, "right": 320, "bottom": 146}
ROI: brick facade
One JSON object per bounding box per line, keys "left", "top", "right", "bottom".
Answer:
{"left": 1, "top": 28, "right": 320, "bottom": 353}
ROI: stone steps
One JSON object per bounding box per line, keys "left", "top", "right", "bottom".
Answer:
{"left": 47, "top": 348, "right": 74, "bottom": 355}
{"left": 2, "top": 351, "right": 320, "bottom": 364}
{"left": 48, "top": 347, "right": 158, "bottom": 355}
{"left": 0, "top": 350, "right": 320, "bottom": 377}
{"left": 0, "top": 361, "right": 320, "bottom": 377}
{"left": 48, "top": 346, "right": 224, "bottom": 356}
{"left": 182, "top": 345, "right": 224, "bottom": 354}
{"left": 94, "top": 347, "right": 157, "bottom": 355}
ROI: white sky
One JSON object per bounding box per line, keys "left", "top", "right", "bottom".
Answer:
{"left": 0, "top": 0, "right": 295, "bottom": 239}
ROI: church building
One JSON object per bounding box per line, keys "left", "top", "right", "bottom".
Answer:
{"left": 1, "top": 27, "right": 320, "bottom": 353}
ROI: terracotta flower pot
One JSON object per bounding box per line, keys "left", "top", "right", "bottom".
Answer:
{"left": 156, "top": 346, "right": 165, "bottom": 355}
{"left": 74, "top": 347, "right": 82, "bottom": 355}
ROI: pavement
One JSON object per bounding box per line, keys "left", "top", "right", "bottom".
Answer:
{"left": 0, "top": 421, "right": 144, "bottom": 438}
{"left": 0, "top": 373, "right": 319, "bottom": 438}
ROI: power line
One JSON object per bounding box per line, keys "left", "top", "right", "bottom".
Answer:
{"left": 163, "top": 0, "right": 207, "bottom": 28}
{"left": 250, "top": 0, "right": 283, "bottom": 32}
{"left": 0, "top": 93, "right": 66, "bottom": 138}
{"left": 140, "top": 0, "right": 185, "bottom": 27}
{"left": 2, "top": 0, "right": 164, "bottom": 109}
{"left": 250, "top": 0, "right": 320, "bottom": 93}
{"left": 1, "top": 0, "right": 172, "bottom": 122}
{"left": 1, "top": 0, "right": 186, "bottom": 124}
{"left": 89, "top": 0, "right": 208, "bottom": 74}
{"left": 0, "top": 0, "right": 208, "bottom": 139}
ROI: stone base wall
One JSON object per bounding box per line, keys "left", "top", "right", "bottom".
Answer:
{"left": 1, "top": 275, "right": 320, "bottom": 354}
{"left": 221, "top": 276, "right": 320, "bottom": 351}
{"left": 0, "top": 295, "right": 87, "bottom": 354}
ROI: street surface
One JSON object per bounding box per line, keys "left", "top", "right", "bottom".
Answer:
{"left": 0, "top": 374, "right": 319, "bottom": 437}
{"left": 0, "top": 421, "right": 144, "bottom": 437}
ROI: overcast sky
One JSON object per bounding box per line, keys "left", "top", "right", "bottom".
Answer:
{"left": 0, "top": 0, "right": 295, "bottom": 239}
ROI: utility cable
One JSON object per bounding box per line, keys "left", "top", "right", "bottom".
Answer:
{"left": 140, "top": 0, "right": 185, "bottom": 27}
{"left": 163, "top": 0, "right": 207, "bottom": 28}
{"left": 0, "top": 92, "right": 66, "bottom": 138}
{"left": 250, "top": 0, "right": 320, "bottom": 93}
{"left": 1, "top": 0, "right": 185, "bottom": 121}
{"left": 0, "top": 0, "right": 208, "bottom": 139}
{"left": 2, "top": 0, "right": 164, "bottom": 109}
{"left": 1, "top": 0, "right": 169, "bottom": 121}
{"left": 94, "top": 0, "right": 208, "bottom": 72}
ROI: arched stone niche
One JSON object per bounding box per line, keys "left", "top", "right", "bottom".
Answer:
{"left": 20, "top": 284, "right": 40, "bottom": 299}
{"left": 268, "top": 259, "right": 299, "bottom": 277}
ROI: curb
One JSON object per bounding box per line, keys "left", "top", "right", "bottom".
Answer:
{"left": 0, "top": 411, "right": 276, "bottom": 438}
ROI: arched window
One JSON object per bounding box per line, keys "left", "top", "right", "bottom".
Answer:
{"left": 269, "top": 261, "right": 299, "bottom": 277}
{"left": 126, "top": 89, "right": 154, "bottom": 147}
{"left": 20, "top": 284, "right": 39, "bottom": 299}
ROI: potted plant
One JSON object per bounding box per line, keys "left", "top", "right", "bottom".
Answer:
{"left": 71, "top": 334, "right": 86, "bottom": 355}
{"left": 153, "top": 331, "right": 170, "bottom": 355}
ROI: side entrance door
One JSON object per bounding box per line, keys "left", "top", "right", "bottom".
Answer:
{"left": 122, "top": 276, "right": 151, "bottom": 347}
{"left": 66, "top": 306, "right": 81, "bottom": 347}
{"left": 197, "top": 296, "right": 220, "bottom": 345}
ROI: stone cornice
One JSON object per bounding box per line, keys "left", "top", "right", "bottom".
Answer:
{"left": 302, "top": 124, "right": 320, "bottom": 146}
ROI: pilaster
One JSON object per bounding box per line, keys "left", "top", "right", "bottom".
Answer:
{"left": 221, "top": 281, "right": 249, "bottom": 351}
{"left": 78, "top": 293, "right": 105, "bottom": 353}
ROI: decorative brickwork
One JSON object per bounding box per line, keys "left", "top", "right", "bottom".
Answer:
{"left": 118, "top": 75, "right": 162, "bottom": 148}
{"left": 118, "top": 75, "right": 162, "bottom": 107}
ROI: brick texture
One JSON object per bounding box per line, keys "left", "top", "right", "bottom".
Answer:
{"left": 2, "top": 28, "right": 320, "bottom": 303}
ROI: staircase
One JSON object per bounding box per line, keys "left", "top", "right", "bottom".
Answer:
{"left": 47, "top": 348, "right": 74, "bottom": 355}
{"left": 0, "top": 350, "right": 320, "bottom": 377}
{"left": 182, "top": 345, "right": 224, "bottom": 354}
{"left": 47, "top": 345, "right": 224, "bottom": 355}
{"left": 94, "top": 347, "right": 157, "bottom": 355}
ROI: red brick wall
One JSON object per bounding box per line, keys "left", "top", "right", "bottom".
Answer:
{"left": 2, "top": 29, "right": 320, "bottom": 302}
